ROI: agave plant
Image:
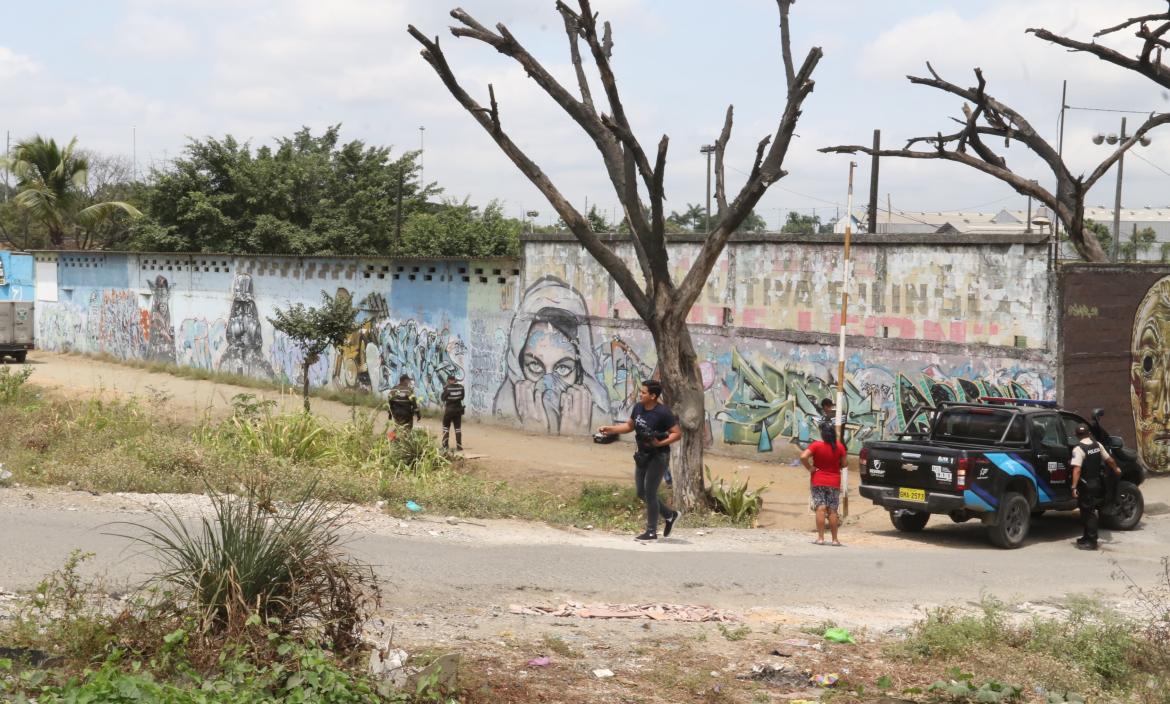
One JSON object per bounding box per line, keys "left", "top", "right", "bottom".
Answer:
{"left": 116, "top": 483, "right": 378, "bottom": 649}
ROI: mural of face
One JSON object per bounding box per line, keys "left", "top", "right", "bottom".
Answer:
{"left": 1131, "top": 276, "right": 1170, "bottom": 471}
{"left": 520, "top": 321, "right": 580, "bottom": 386}
{"left": 494, "top": 276, "right": 609, "bottom": 435}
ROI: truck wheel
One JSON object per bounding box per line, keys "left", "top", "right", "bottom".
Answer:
{"left": 1102, "top": 481, "right": 1143, "bottom": 531}
{"left": 988, "top": 492, "right": 1030, "bottom": 549}
{"left": 890, "top": 509, "right": 930, "bottom": 532}
{"left": 13, "top": 351, "right": 26, "bottom": 363}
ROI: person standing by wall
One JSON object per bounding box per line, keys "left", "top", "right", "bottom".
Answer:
{"left": 388, "top": 374, "right": 421, "bottom": 436}
{"left": 441, "top": 374, "right": 466, "bottom": 451}
{"left": 1070, "top": 424, "right": 1122, "bottom": 550}
{"left": 801, "top": 424, "right": 847, "bottom": 545}
{"left": 596, "top": 380, "right": 682, "bottom": 541}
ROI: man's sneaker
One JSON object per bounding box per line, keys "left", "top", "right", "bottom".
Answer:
{"left": 1075, "top": 541, "right": 1098, "bottom": 551}
{"left": 634, "top": 531, "right": 657, "bottom": 541}
{"left": 663, "top": 510, "right": 681, "bottom": 537}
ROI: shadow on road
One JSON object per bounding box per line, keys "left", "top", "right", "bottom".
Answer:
{"left": 871, "top": 510, "right": 1088, "bottom": 550}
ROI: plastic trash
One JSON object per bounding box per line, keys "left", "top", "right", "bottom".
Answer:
{"left": 592, "top": 668, "right": 614, "bottom": 678}
{"left": 527, "top": 656, "right": 551, "bottom": 667}
{"left": 405, "top": 500, "right": 423, "bottom": 513}
{"left": 823, "top": 627, "right": 855, "bottom": 644}
{"left": 811, "top": 672, "right": 839, "bottom": 687}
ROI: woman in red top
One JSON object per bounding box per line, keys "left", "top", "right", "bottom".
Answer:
{"left": 800, "top": 424, "right": 847, "bottom": 545}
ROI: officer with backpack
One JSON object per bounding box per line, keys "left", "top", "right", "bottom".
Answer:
{"left": 441, "top": 374, "right": 466, "bottom": 451}
{"left": 1070, "top": 424, "right": 1122, "bottom": 551}
{"left": 387, "top": 374, "right": 421, "bottom": 433}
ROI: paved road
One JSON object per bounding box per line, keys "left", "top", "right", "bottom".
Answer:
{"left": 1, "top": 488, "right": 1166, "bottom": 627}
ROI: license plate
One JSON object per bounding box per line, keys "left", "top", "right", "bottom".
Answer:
{"left": 898, "top": 487, "right": 926, "bottom": 502}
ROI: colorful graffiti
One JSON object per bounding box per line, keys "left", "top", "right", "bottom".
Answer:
{"left": 493, "top": 276, "right": 609, "bottom": 435}
{"left": 98, "top": 290, "right": 145, "bottom": 358}
{"left": 1130, "top": 275, "right": 1170, "bottom": 472}
{"left": 177, "top": 318, "right": 226, "bottom": 370}
{"left": 377, "top": 319, "right": 464, "bottom": 406}
{"left": 218, "top": 274, "right": 273, "bottom": 378}
{"left": 716, "top": 348, "right": 881, "bottom": 452}
{"left": 716, "top": 348, "right": 1042, "bottom": 453}
{"left": 332, "top": 291, "right": 388, "bottom": 392}
{"left": 270, "top": 331, "right": 335, "bottom": 389}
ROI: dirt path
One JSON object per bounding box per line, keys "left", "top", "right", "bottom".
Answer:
{"left": 21, "top": 351, "right": 893, "bottom": 533}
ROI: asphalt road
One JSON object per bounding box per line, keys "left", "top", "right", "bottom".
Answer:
{"left": 1, "top": 488, "right": 1166, "bottom": 628}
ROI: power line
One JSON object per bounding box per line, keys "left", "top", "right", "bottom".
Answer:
{"left": 1066, "top": 105, "right": 1162, "bottom": 115}
{"left": 1129, "top": 149, "right": 1170, "bottom": 179}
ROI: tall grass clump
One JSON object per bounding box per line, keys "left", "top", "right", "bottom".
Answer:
{"left": 118, "top": 482, "right": 379, "bottom": 650}
{"left": 0, "top": 364, "right": 33, "bottom": 403}
{"left": 705, "top": 467, "right": 769, "bottom": 525}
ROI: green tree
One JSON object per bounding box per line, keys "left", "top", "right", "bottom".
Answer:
{"left": 132, "top": 126, "right": 431, "bottom": 255}
{"left": 268, "top": 291, "right": 359, "bottom": 412}
{"left": 586, "top": 204, "right": 611, "bottom": 232}
{"left": 398, "top": 199, "right": 522, "bottom": 257}
{"left": 1, "top": 136, "right": 141, "bottom": 248}
{"left": 780, "top": 211, "right": 821, "bottom": 234}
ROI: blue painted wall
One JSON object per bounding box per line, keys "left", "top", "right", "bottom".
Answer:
{"left": 0, "top": 252, "right": 35, "bottom": 301}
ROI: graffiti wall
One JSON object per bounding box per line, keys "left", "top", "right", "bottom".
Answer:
{"left": 524, "top": 233, "right": 1051, "bottom": 348}
{"left": 31, "top": 236, "right": 1058, "bottom": 462}
{"left": 1060, "top": 264, "right": 1170, "bottom": 473}
{"left": 34, "top": 253, "right": 520, "bottom": 415}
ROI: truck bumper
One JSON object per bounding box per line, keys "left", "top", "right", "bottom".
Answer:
{"left": 860, "top": 484, "right": 966, "bottom": 513}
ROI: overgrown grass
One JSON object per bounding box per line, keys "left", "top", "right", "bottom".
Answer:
{"left": 897, "top": 593, "right": 1170, "bottom": 703}
{"left": 0, "top": 380, "right": 739, "bottom": 532}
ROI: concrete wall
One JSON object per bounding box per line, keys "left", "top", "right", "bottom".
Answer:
{"left": 0, "top": 252, "right": 35, "bottom": 301}
{"left": 30, "top": 234, "right": 1057, "bottom": 460}
{"left": 34, "top": 251, "right": 520, "bottom": 413}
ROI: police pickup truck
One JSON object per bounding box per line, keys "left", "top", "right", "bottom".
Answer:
{"left": 858, "top": 398, "right": 1146, "bottom": 548}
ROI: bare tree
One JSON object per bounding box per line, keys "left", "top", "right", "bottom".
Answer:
{"left": 408, "top": 1, "right": 821, "bottom": 509}
{"left": 821, "top": 7, "right": 1170, "bottom": 263}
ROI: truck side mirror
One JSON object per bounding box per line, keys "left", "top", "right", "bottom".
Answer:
{"left": 1109, "top": 435, "right": 1124, "bottom": 450}
{"left": 1092, "top": 408, "right": 1105, "bottom": 420}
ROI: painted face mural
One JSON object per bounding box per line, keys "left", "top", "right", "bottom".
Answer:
{"left": 494, "top": 276, "right": 608, "bottom": 435}
{"left": 1131, "top": 276, "right": 1170, "bottom": 471}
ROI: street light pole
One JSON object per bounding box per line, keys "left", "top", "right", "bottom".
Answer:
{"left": 700, "top": 144, "right": 716, "bottom": 233}
{"left": 1112, "top": 117, "right": 1126, "bottom": 262}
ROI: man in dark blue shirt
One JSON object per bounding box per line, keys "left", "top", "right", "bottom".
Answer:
{"left": 597, "top": 380, "right": 682, "bottom": 541}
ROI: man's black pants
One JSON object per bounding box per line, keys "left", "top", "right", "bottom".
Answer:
{"left": 635, "top": 452, "right": 674, "bottom": 533}
{"left": 442, "top": 409, "right": 463, "bottom": 448}
{"left": 1078, "top": 482, "right": 1105, "bottom": 546}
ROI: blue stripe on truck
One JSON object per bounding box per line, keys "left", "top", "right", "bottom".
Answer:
{"left": 984, "top": 452, "right": 1052, "bottom": 502}
{"left": 966, "top": 485, "right": 998, "bottom": 511}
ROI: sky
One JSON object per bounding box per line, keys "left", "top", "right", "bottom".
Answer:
{"left": 2, "top": 0, "right": 1169, "bottom": 230}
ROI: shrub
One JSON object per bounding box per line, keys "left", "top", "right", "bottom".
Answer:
{"left": 705, "top": 467, "right": 769, "bottom": 525}
{"left": 116, "top": 483, "right": 379, "bottom": 650}
{"left": 0, "top": 364, "right": 33, "bottom": 403}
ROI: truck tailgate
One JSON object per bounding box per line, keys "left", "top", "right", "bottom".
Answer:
{"left": 865, "top": 442, "right": 961, "bottom": 492}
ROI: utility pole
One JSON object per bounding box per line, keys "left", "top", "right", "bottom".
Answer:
{"left": 835, "top": 161, "right": 857, "bottom": 519}
{"left": 1112, "top": 116, "right": 1126, "bottom": 263}
{"left": 419, "top": 125, "right": 426, "bottom": 188}
{"left": 867, "top": 129, "right": 880, "bottom": 233}
{"left": 4, "top": 130, "right": 9, "bottom": 202}
{"left": 700, "top": 144, "right": 715, "bottom": 233}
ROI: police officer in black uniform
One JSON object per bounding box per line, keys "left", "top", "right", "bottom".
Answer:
{"left": 441, "top": 374, "right": 466, "bottom": 451}
{"left": 387, "top": 374, "right": 421, "bottom": 432}
{"left": 1070, "top": 424, "right": 1122, "bottom": 550}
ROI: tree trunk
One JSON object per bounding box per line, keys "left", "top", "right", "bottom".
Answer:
{"left": 301, "top": 361, "right": 311, "bottom": 413}
{"left": 652, "top": 314, "right": 710, "bottom": 511}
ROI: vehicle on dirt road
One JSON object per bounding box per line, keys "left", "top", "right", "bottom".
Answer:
{"left": 858, "top": 398, "right": 1146, "bottom": 548}
{"left": 0, "top": 301, "right": 34, "bottom": 363}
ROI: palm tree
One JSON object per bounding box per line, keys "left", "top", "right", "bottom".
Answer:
{"left": 4, "top": 135, "right": 141, "bottom": 247}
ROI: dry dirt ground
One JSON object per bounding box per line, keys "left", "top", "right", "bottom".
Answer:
{"left": 6, "top": 352, "right": 1170, "bottom": 702}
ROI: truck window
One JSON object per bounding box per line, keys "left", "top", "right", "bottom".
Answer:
{"left": 1030, "top": 415, "right": 1065, "bottom": 448}
{"left": 934, "top": 409, "right": 1025, "bottom": 444}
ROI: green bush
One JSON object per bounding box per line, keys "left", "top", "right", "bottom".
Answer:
{"left": 705, "top": 467, "right": 768, "bottom": 525}
{"left": 0, "top": 364, "right": 33, "bottom": 403}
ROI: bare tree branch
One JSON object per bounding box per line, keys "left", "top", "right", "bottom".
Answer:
{"left": 778, "top": 0, "right": 796, "bottom": 91}
{"left": 674, "top": 23, "right": 823, "bottom": 315}
{"left": 1083, "top": 112, "right": 1170, "bottom": 188}
{"left": 557, "top": 2, "right": 595, "bottom": 110}
{"left": 406, "top": 24, "right": 652, "bottom": 318}
{"left": 1095, "top": 11, "right": 1170, "bottom": 37}
{"left": 713, "top": 105, "right": 733, "bottom": 218}
{"left": 1029, "top": 25, "right": 1170, "bottom": 89}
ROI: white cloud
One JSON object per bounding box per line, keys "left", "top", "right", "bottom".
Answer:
{"left": 0, "top": 46, "right": 39, "bottom": 81}
{"left": 102, "top": 13, "right": 197, "bottom": 58}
